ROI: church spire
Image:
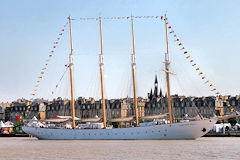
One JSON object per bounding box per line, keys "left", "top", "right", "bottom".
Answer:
{"left": 154, "top": 75, "right": 158, "bottom": 98}
{"left": 149, "top": 89, "right": 153, "bottom": 101}
{"left": 154, "top": 75, "right": 158, "bottom": 84}
{"left": 159, "top": 88, "right": 163, "bottom": 97}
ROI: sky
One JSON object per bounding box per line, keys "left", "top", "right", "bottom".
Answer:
{"left": 0, "top": 0, "right": 240, "bottom": 102}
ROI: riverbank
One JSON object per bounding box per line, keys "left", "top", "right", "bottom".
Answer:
{"left": 0, "top": 133, "right": 29, "bottom": 137}
{"left": 204, "top": 131, "right": 240, "bottom": 137}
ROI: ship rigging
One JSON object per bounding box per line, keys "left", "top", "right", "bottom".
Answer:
{"left": 22, "top": 14, "right": 223, "bottom": 140}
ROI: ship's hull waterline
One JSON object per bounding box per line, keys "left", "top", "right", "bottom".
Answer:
{"left": 23, "top": 118, "right": 217, "bottom": 140}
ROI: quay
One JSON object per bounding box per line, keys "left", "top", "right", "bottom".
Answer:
{"left": 204, "top": 131, "right": 240, "bottom": 137}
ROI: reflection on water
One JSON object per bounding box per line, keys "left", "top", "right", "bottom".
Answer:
{"left": 0, "top": 137, "right": 239, "bottom": 160}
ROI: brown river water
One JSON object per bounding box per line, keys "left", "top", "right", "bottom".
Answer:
{"left": 0, "top": 137, "right": 239, "bottom": 160}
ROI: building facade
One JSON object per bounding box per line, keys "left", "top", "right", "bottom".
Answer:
{"left": 3, "top": 76, "right": 240, "bottom": 123}
{"left": 4, "top": 94, "right": 239, "bottom": 123}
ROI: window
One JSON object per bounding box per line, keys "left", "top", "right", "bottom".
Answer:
{"left": 181, "top": 109, "right": 184, "bottom": 114}
{"left": 232, "top": 101, "right": 236, "bottom": 106}
{"left": 209, "top": 108, "right": 212, "bottom": 114}
{"left": 198, "top": 102, "right": 201, "bottom": 107}
{"left": 181, "top": 103, "right": 184, "bottom": 107}
{"left": 175, "top": 108, "right": 178, "bottom": 114}
{"left": 192, "top": 109, "right": 195, "bottom": 114}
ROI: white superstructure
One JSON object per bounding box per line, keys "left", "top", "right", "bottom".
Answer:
{"left": 23, "top": 117, "right": 217, "bottom": 140}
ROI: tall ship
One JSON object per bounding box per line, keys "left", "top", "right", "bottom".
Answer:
{"left": 23, "top": 14, "right": 219, "bottom": 140}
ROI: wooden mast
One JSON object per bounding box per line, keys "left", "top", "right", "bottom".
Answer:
{"left": 99, "top": 16, "right": 107, "bottom": 129}
{"left": 68, "top": 16, "right": 76, "bottom": 128}
{"left": 131, "top": 15, "right": 139, "bottom": 127}
{"left": 164, "top": 13, "right": 173, "bottom": 123}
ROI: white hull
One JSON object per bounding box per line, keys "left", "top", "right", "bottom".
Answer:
{"left": 23, "top": 118, "right": 217, "bottom": 140}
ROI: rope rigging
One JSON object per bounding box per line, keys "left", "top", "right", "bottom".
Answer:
{"left": 22, "top": 14, "right": 235, "bottom": 121}
{"left": 47, "top": 66, "right": 69, "bottom": 101}
{"left": 166, "top": 18, "right": 235, "bottom": 114}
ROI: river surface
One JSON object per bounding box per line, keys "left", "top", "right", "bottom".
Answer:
{"left": 0, "top": 137, "right": 239, "bottom": 160}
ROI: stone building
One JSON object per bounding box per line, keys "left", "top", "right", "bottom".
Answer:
{"left": 44, "top": 97, "right": 130, "bottom": 120}
{"left": 0, "top": 103, "right": 4, "bottom": 121}
{"left": 3, "top": 76, "right": 239, "bottom": 123}
{"left": 0, "top": 102, "right": 11, "bottom": 121}
{"left": 145, "top": 75, "right": 226, "bottom": 119}
{"left": 4, "top": 99, "right": 46, "bottom": 123}
{"left": 222, "top": 95, "right": 240, "bottom": 114}
{"left": 3, "top": 94, "right": 239, "bottom": 123}
{"left": 4, "top": 96, "right": 145, "bottom": 123}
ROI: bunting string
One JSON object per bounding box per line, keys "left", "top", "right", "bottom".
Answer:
{"left": 47, "top": 66, "right": 69, "bottom": 101}
{"left": 25, "top": 22, "right": 68, "bottom": 117}
{"left": 72, "top": 15, "right": 164, "bottom": 21}
{"left": 24, "top": 15, "right": 235, "bottom": 115}
{"left": 166, "top": 19, "right": 235, "bottom": 112}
